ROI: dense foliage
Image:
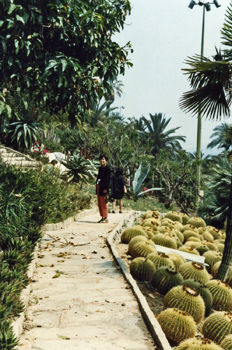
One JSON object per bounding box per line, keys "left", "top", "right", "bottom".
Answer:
{"left": 0, "top": 0, "right": 132, "bottom": 123}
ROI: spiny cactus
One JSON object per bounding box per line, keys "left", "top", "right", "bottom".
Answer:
{"left": 207, "top": 227, "right": 222, "bottom": 240}
{"left": 168, "top": 252, "right": 186, "bottom": 269}
{"left": 142, "top": 227, "right": 156, "bottom": 239}
{"left": 196, "top": 245, "right": 210, "bottom": 256}
{"left": 185, "top": 241, "right": 204, "bottom": 250}
{"left": 174, "top": 229, "right": 184, "bottom": 243}
{"left": 142, "top": 209, "right": 161, "bottom": 220}
{"left": 160, "top": 218, "right": 178, "bottom": 230}
{"left": 181, "top": 224, "right": 199, "bottom": 233}
{"left": 156, "top": 308, "right": 197, "bottom": 344}
{"left": 152, "top": 233, "right": 177, "bottom": 249}
{"left": 202, "top": 251, "right": 222, "bottom": 273}
{"left": 121, "top": 226, "right": 148, "bottom": 244}
{"left": 128, "top": 236, "right": 155, "bottom": 255}
{"left": 202, "top": 241, "right": 218, "bottom": 252}
{"left": 205, "top": 279, "right": 232, "bottom": 311}
{"left": 179, "top": 213, "right": 189, "bottom": 225}
{"left": 163, "top": 284, "right": 205, "bottom": 324}
{"left": 201, "top": 231, "right": 214, "bottom": 242}
{"left": 129, "top": 240, "right": 157, "bottom": 258}
{"left": 215, "top": 243, "right": 224, "bottom": 254}
{"left": 129, "top": 257, "right": 155, "bottom": 281}
{"left": 188, "top": 216, "right": 206, "bottom": 228}
{"left": 151, "top": 266, "right": 184, "bottom": 294}
{"left": 175, "top": 337, "right": 224, "bottom": 350}
{"left": 147, "top": 252, "right": 175, "bottom": 270}
{"left": 202, "top": 311, "right": 232, "bottom": 344}
{"left": 178, "top": 262, "right": 210, "bottom": 284}
{"left": 180, "top": 279, "right": 213, "bottom": 316}
{"left": 221, "top": 334, "right": 232, "bottom": 350}
{"left": 178, "top": 245, "right": 200, "bottom": 256}
{"left": 156, "top": 225, "right": 173, "bottom": 234}
{"left": 198, "top": 227, "right": 210, "bottom": 234}
{"left": 183, "top": 230, "right": 201, "bottom": 243}
{"left": 165, "top": 211, "right": 183, "bottom": 223}
{"left": 142, "top": 217, "right": 160, "bottom": 228}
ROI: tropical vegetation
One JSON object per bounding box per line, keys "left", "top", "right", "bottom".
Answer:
{"left": 179, "top": 1, "right": 232, "bottom": 281}
{"left": 2, "top": 0, "right": 232, "bottom": 347}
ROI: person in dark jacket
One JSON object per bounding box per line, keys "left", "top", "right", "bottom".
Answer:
{"left": 96, "top": 154, "right": 111, "bottom": 223}
{"left": 111, "top": 167, "right": 127, "bottom": 213}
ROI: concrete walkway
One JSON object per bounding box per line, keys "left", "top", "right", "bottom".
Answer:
{"left": 17, "top": 210, "right": 158, "bottom": 350}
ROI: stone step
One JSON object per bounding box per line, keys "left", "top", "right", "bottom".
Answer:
{"left": 3, "top": 160, "right": 41, "bottom": 168}
{"left": 1, "top": 155, "right": 26, "bottom": 161}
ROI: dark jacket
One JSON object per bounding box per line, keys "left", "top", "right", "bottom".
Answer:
{"left": 111, "top": 174, "right": 126, "bottom": 200}
{"left": 96, "top": 164, "right": 111, "bottom": 196}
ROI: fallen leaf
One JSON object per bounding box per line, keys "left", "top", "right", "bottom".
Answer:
{"left": 57, "top": 335, "right": 70, "bottom": 340}
{"left": 52, "top": 273, "right": 60, "bottom": 279}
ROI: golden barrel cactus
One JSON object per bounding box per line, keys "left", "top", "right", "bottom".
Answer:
{"left": 202, "top": 311, "right": 232, "bottom": 344}
{"left": 151, "top": 266, "right": 184, "bottom": 294}
{"left": 147, "top": 252, "right": 175, "bottom": 270}
{"left": 178, "top": 262, "right": 210, "bottom": 284}
{"left": 156, "top": 308, "right": 197, "bottom": 344}
{"left": 163, "top": 284, "right": 205, "bottom": 324}
{"left": 129, "top": 257, "right": 155, "bottom": 281}
{"left": 121, "top": 226, "right": 148, "bottom": 243}
{"left": 175, "top": 337, "right": 224, "bottom": 350}
{"left": 205, "top": 279, "right": 232, "bottom": 311}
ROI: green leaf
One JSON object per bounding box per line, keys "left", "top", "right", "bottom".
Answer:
{"left": 16, "top": 15, "right": 25, "bottom": 24}
{"left": 61, "top": 59, "right": 67, "bottom": 72}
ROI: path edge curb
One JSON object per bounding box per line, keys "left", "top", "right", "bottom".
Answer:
{"left": 106, "top": 210, "right": 172, "bottom": 350}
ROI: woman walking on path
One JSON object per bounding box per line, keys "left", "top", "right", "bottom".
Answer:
{"left": 111, "top": 167, "right": 127, "bottom": 213}
{"left": 96, "top": 154, "right": 111, "bottom": 223}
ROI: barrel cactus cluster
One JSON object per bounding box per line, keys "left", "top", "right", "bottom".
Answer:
{"left": 120, "top": 209, "right": 232, "bottom": 347}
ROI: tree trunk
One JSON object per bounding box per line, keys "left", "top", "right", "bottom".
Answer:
{"left": 216, "top": 175, "right": 232, "bottom": 281}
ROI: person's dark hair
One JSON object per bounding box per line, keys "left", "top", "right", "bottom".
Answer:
{"left": 99, "top": 153, "right": 108, "bottom": 161}
{"left": 115, "top": 167, "right": 123, "bottom": 177}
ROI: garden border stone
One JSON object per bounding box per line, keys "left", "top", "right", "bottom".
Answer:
{"left": 106, "top": 210, "right": 172, "bottom": 350}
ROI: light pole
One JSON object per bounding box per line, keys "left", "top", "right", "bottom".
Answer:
{"left": 188, "top": 0, "right": 221, "bottom": 210}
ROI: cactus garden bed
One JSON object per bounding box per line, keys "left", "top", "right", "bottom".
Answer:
{"left": 115, "top": 210, "right": 232, "bottom": 350}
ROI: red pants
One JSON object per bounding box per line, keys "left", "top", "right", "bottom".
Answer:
{"left": 96, "top": 184, "right": 108, "bottom": 218}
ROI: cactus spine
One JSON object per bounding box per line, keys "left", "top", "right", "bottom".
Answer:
{"left": 163, "top": 284, "right": 205, "bottom": 324}
{"left": 180, "top": 279, "right": 213, "bottom": 316}
{"left": 221, "top": 334, "right": 232, "bottom": 350}
{"left": 156, "top": 308, "right": 197, "bottom": 344}
{"left": 129, "top": 257, "right": 155, "bottom": 281}
{"left": 175, "top": 337, "right": 224, "bottom": 350}
{"left": 178, "top": 262, "right": 210, "bottom": 284}
{"left": 202, "top": 311, "right": 232, "bottom": 344}
{"left": 151, "top": 266, "right": 184, "bottom": 294}
{"left": 205, "top": 279, "right": 232, "bottom": 311}
{"left": 121, "top": 226, "right": 147, "bottom": 243}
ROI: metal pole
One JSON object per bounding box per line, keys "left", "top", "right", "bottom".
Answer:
{"left": 195, "top": 5, "right": 205, "bottom": 211}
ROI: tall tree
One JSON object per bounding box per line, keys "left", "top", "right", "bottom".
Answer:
{"left": 0, "top": 0, "right": 133, "bottom": 123}
{"left": 179, "top": 1, "right": 232, "bottom": 282}
{"left": 141, "top": 113, "right": 186, "bottom": 157}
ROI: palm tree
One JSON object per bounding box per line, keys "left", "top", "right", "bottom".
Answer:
{"left": 179, "top": 2, "right": 232, "bottom": 282}
{"left": 140, "top": 113, "right": 186, "bottom": 157}
{"left": 207, "top": 123, "right": 232, "bottom": 151}
{"left": 85, "top": 99, "right": 117, "bottom": 127}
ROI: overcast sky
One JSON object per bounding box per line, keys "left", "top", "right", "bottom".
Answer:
{"left": 112, "top": 0, "right": 232, "bottom": 155}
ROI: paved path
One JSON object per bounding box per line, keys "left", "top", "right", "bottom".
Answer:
{"left": 18, "top": 210, "right": 157, "bottom": 350}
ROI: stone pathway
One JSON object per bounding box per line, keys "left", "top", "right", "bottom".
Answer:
{"left": 17, "top": 210, "right": 157, "bottom": 350}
